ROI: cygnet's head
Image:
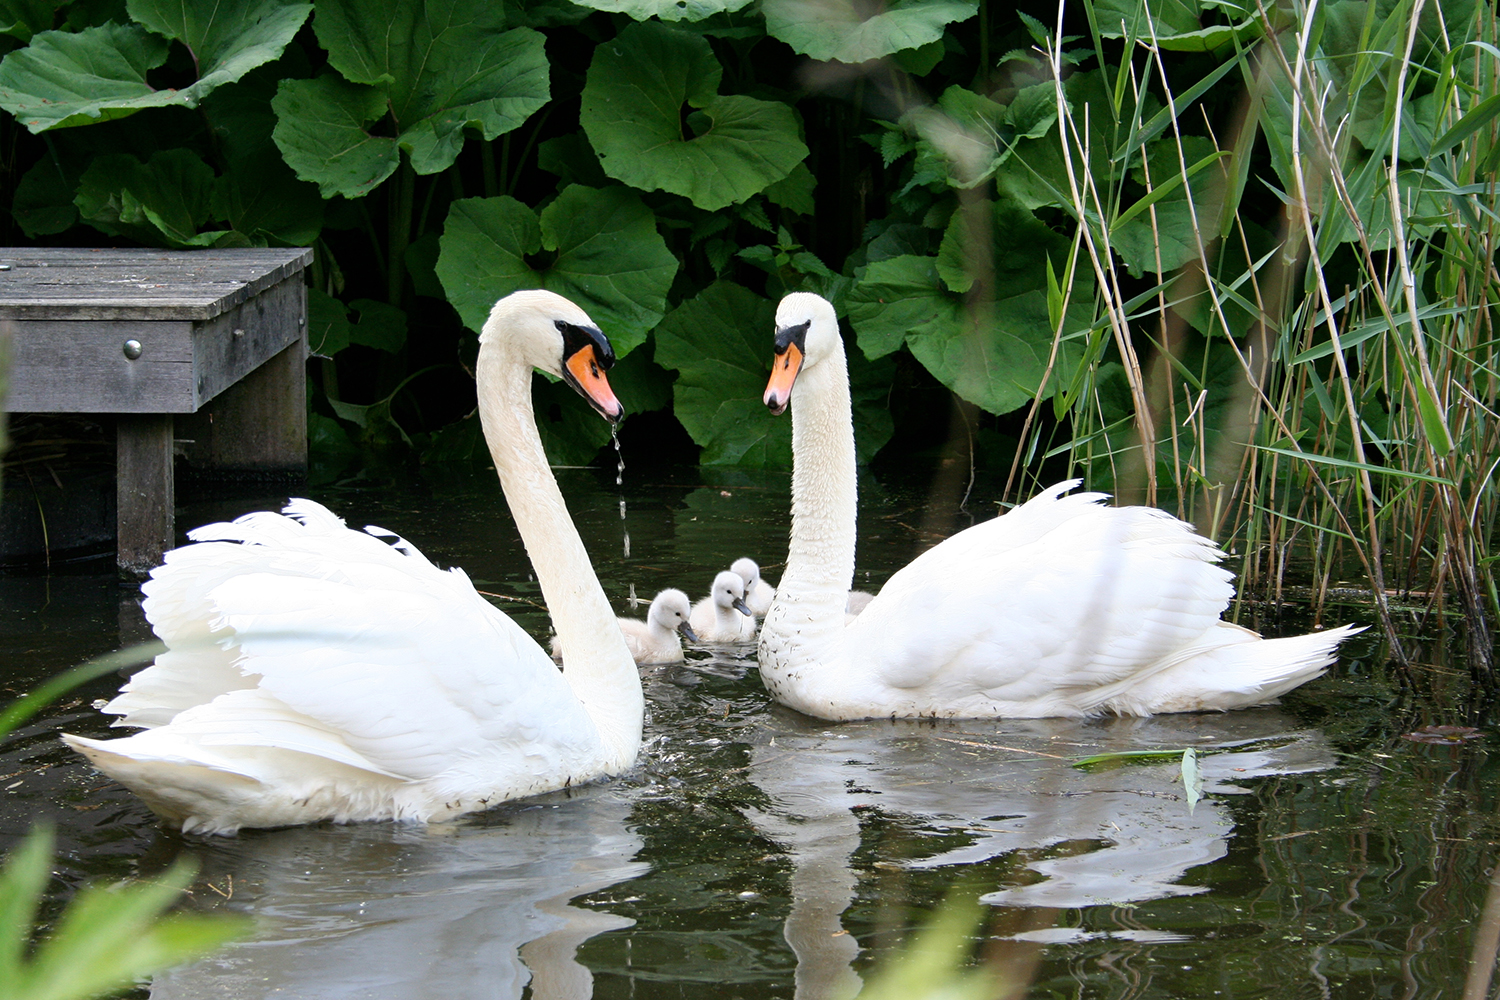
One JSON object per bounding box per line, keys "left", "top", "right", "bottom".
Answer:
{"left": 648, "top": 589, "right": 698, "bottom": 643}
{"left": 711, "top": 570, "right": 753, "bottom": 617}
{"left": 729, "top": 557, "right": 761, "bottom": 588}
{"left": 764, "top": 292, "right": 840, "bottom": 415}
{"left": 481, "top": 289, "right": 622, "bottom": 421}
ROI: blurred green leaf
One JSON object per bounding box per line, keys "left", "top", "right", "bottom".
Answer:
{"left": 312, "top": 0, "right": 549, "bottom": 175}
{"left": 0, "top": 828, "right": 247, "bottom": 1000}
{"left": 0, "top": 0, "right": 56, "bottom": 43}
{"left": 347, "top": 298, "right": 408, "bottom": 353}
{"left": 570, "top": 0, "right": 754, "bottom": 20}
{"left": 762, "top": 0, "right": 976, "bottom": 64}
{"left": 580, "top": 20, "right": 807, "bottom": 211}
{"left": 435, "top": 184, "right": 678, "bottom": 356}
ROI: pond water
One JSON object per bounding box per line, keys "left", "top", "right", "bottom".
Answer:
{"left": 0, "top": 464, "right": 1494, "bottom": 1000}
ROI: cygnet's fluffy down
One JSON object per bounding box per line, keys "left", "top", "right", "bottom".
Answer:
{"left": 729, "top": 558, "right": 777, "bottom": 618}
{"left": 689, "top": 571, "right": 756, "bottom": 642}
{"left": 554, "top": 589, "right": 698, "bottom": 665}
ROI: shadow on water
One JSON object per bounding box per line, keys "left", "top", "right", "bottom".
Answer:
{"left": 0, "top": 464, "right": 1495, "bottom": 999}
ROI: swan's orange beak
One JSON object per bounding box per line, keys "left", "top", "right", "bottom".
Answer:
{"left": 764, "top": 341, "right": 802, "bottom": 416}
{"left": 564, "top": 345, "right": 624, "bottom": 423}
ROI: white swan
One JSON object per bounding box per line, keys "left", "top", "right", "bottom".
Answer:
{"left": 729, "top": 557, "right": 777, "bottom": 618}
{"left": 757, "top": 292, "right": 1362, "bottom": 720}
{"left": 552, "top": 589, "right": 698, "bottom": 665}
{"left": 688, "top": 570, "right": 756, "bottom": 642}
{"left": 63, "top": 290, "right": 642, "bottom": 834}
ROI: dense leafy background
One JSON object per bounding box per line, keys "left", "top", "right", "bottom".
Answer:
{"left": 0, "top": 0, "right": 1494, "bottom": 491}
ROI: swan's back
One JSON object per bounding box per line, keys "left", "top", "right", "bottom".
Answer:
{"left": 845, "top": 483, "right": 1243, "bottom": 715}
{"left": 66, "top": 502, "right": 603, "bottom": 833}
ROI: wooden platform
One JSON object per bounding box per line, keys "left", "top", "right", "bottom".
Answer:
{"left": 1, "top": 248, "right": 313, "bottom": 571}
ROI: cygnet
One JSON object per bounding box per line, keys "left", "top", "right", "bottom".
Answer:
{"left": 689, "top": 570, "right": 756, "bottom": 642}
{"left": 729, "top": 557, "right": 777, "bottom": 618}
{"left": 554, "top": 589, "right": 698, "bottom": 665}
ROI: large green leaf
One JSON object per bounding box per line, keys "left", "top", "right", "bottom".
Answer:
{"left": 0, "top": 0, "right": 57, "bottom": 43}
{"left": 272, "top": 74, "right": 399, "bottom": 198}
{"left": 570, "top": 0, "right": 755, "bottom": 21}
{"left": 655, "top": 282, "right": 894, "bottom": 467}
{"left": 762, "top": 0, "right": 976, "bottom": 64}
{"left": 311, "top": 0, "right": 550, "bottom": 175}
{"left": 74, "top": 148, "right": 228, "bottom": 247}
{"left": 435, "top": 185, "right": 678, "bottom": 356}
{"left": 579, "top": 20, "right": 807, "bottom": 211}
{"left": 849, "top": 254, "right": 1072, "bottom": 416}
{"left": 0, "top": 22, "right": 176, "bottom": 131}
{"left": 126, "top": 0, "right": 311, "bottom": 103}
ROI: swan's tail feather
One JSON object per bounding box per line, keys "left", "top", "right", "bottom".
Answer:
{"left": 1096, "top": 623, "right": 1366, "bottom": 716}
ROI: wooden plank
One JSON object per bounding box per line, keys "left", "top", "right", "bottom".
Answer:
{"left": 6, "top": 319, "right": 197, "bottom": 413}
{"left": 116, "top": 414, "right": 174, "bottom": 573}
{"left": 192, "top": 274, "right": 303, "bottom": 405}
{"left": 0, "top": 248, "right": 313, "bottom": 321}
{"left": 179, "top": 338, "right": 308, "bottom": 475}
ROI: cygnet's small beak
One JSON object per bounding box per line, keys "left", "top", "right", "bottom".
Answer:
{"left": 732, "top": 597, "right": 753, "bottom": 617}
{"left": 678, "top": 621, "right": 700, "bottom": 644}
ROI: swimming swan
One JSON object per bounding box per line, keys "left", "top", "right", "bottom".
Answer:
{"left": 729, "top": 558, "right": 777, "bottom": 618}
{"left": 64, "top": 290, "right": 641, "bottom": 834}
{"left": 757, "top": 291, "right": 1362, "bottom": 720}
{"left": 689, "top": 570, "right": 756, "bottom": 642}
{"left": 553, "top": 589, "right": 698, "bottom": 665}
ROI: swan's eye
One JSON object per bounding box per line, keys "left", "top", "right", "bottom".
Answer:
{"left": 590, "top": 360, "right": 599, "bottom": 377}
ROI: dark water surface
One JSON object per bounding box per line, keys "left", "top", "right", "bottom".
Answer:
{"left": 1, "top": 464, "right": 1493, "bottom": 999}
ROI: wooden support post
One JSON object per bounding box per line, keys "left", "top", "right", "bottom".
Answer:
{"left": 178, "top": 337, "right": 308, "bottom": 476}
{"left": 116, "top": 415, "right": 174, "bottom": 573}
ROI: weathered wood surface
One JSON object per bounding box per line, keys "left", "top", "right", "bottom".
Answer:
{"left": 0, "top": 248, "right": 313, "bottom": 321}
{"left": 115, "top": 415, "right": 174, "bottom": 574}
{"left": 6, "top": 274, "right": 306, "bottom": 413}
{"left": 0, "top": 247, "right": 313, "bottom": 570}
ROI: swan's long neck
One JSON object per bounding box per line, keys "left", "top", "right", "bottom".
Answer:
{"left": 476, "top": 342, "right": 641, "bottom": 767}
{"left": 773, "top": 338, "right": 857, "bottom": 659}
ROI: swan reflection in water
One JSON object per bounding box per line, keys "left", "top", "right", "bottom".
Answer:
{"left": 742, "top": 706, "right": 1335, "bottom": 1000}
{"left": 148, "top": 785, "right": 644, "bottom": 1000}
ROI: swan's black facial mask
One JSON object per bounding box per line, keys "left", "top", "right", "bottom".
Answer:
{"left": 764, "top": 321, "right": 809, "bottom": 416}
{"left": 557, "top": 320, "right": 623, "bottom": 422}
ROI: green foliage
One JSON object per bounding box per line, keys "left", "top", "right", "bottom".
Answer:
{"left": 762, "top": 0, "right": 977, "bottom": 64}
{"left": 579, "top": 20, "right": 807, "bottom": 211}
{"left": 435, "top": 185, "right": 678, "bottom": 355}
{"left": 1, "top": 0, "right": 1497, "bottom": 638}
{"left": 0, "top": 650, "right": 247, "bottom": 1000}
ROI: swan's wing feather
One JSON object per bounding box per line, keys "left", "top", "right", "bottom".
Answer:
{"left": 849, "top": 490, "right": 1234, "bottom": 701}
{"left": 112, "top": 501, "right": 594, "bottom": 780}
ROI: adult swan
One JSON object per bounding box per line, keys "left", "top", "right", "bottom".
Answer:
{"left": 65, "top": 291, "right": 642, "bottom": 834}
{"left": 757, "top": 292, "right": 1360, "bottom": 721}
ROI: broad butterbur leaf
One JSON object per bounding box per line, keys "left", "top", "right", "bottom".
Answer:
{"left": 272, "top": 74, "right": 399, "bottom": 199}
{"left": 435, "top": 185, "right": 678, "bottom": 357}
{"left": 75, "top": 148, "right": 228, "bottom": 248}
{"left": 570, "top": 0, "right": 755, "bottom": 21}
{"left": 762, "top": 0, "right": 976, "bottom": 64}
{"left": 311, "top": 0, "right": 550, "bottom": 175}
{"left": 126, "top": 0, "right": 312, "bottom": 104}
{"left": 0, "top": 22, "right": 176, "bottom": 131}
{"left": 849, "top": 198, "right": 1087, "bottom": 416}
{"left": 655, "top": 282, "right": 893, "bottom": 467}
{"left": 580, "top": 20, "right": 807, "bottom": 211}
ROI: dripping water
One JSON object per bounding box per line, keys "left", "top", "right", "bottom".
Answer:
{"left": 612, "top": 427, "right": 630, "bottom": 558}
